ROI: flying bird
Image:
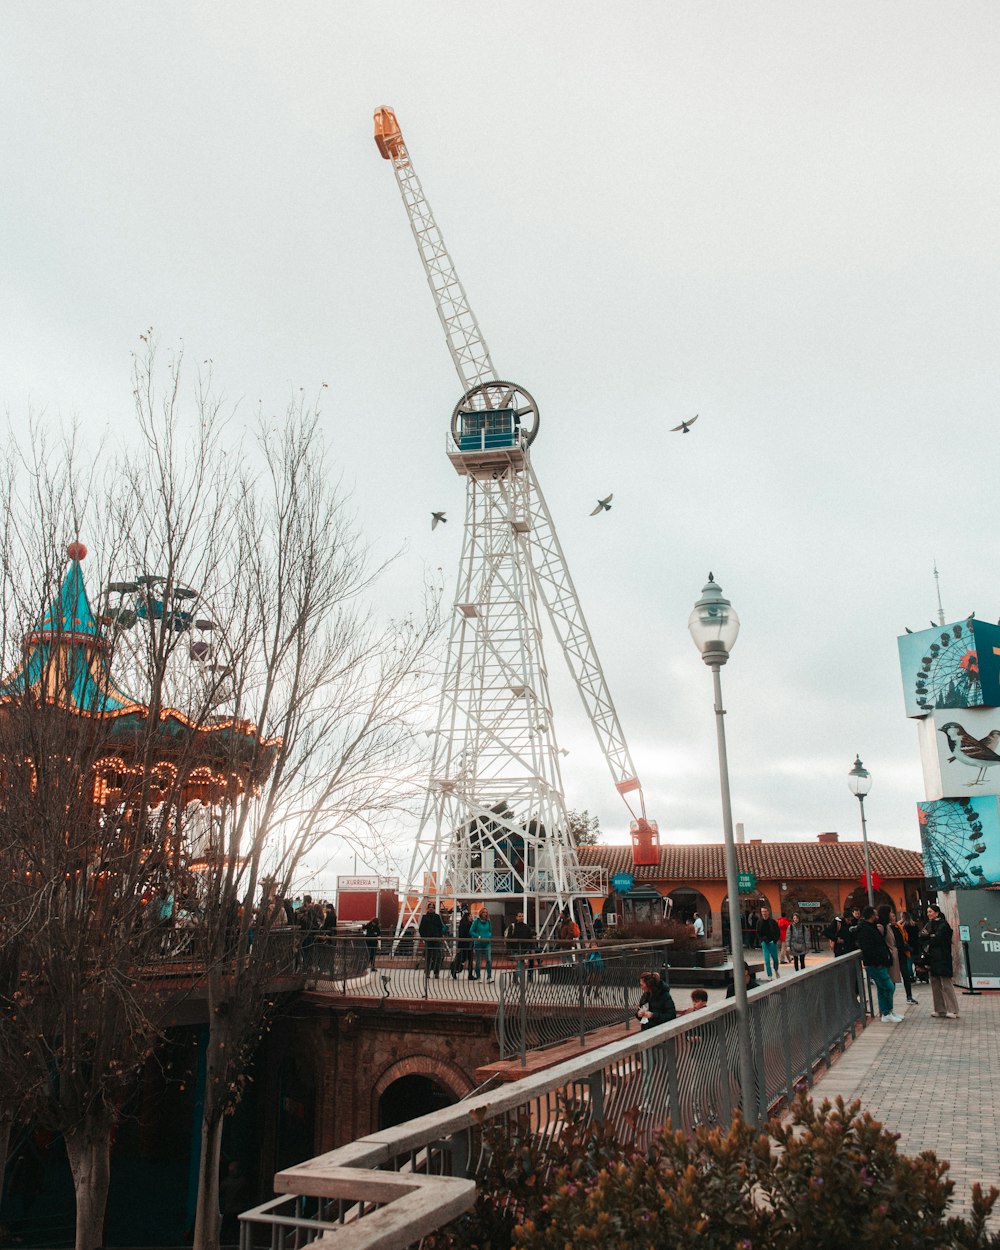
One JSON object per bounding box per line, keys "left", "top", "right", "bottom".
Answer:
{"left": 671, "top": 414, "right": 699, "bottom": 434}
{"left": 590, "top": 494, "right": 613, "bottom": 516}
{"left": 938, "top": 721, "right": 1000, "bottom": 785}
{"left": 431, "top": 511, "right": 447, "bottom": 530}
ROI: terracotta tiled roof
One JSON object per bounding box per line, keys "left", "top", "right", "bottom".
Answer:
{"left": 577, "top": 840, "right": 924, "bottom": 884}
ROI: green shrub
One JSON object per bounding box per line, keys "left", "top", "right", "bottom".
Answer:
{"left": 427, "top": 1094, "right": 1000, "bottom": 1250}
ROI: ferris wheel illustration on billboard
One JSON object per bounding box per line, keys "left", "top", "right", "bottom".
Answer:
{"left": 913, "top": 619, "right": 980, "bottom": 713}
{"left": 918, "top": 798, "right": 988, "bottom": 890}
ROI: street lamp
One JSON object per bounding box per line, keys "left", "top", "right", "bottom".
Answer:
{"left": 847, "top": 755, "right": 875, "bottom": 908}
{"left": 689, "top": 573, "right": 756, "bottom": 1123}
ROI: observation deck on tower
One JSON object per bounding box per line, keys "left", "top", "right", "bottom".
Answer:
{"left": 447, "top": 405, "right": 527, "bottom": 477}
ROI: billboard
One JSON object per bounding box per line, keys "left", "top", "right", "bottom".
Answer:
{"left": 938, "top": 889, "right": 1000, "bottom": 990}
{"left": 897, "top": 617, "right": 1000, "bottom": 719}
{"left": 917, "top": 795, "right": 1000, "bottom": 891}
{"left": 917, "top": 706, "right": 1000, "bottom": 800}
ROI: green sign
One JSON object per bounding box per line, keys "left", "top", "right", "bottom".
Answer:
{"left": 611, "top": 872, "right": 635, "bottom": 893}
{"left": 737, "top": 871, "right": 757, "bottom": 893}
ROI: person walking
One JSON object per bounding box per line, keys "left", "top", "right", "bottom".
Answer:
{"left": 450, "top": 905, "right": 473, "bottom": 979}
{"left": 921, "top": 903, "right": 960, "bottom": 1019}
{"left": 470, "top": 906, "right": 493, "bottom": 981}
{"left": 777, "top": 912, "right": 791, "bottom": 964}
{"left": 585, "top": 938, "right": 604, "bottom": 997}
{"left": 857, "top": 905, "right": 902, "bottom": 1022}
{"left": 362, "top": 916, "right": 381, "bottom": 969}
{"left": 877, "top": 904, "right": 903, "bottom": 1000}
{"left": 418, "top": 901, "right": 446, "bottom": 979}
{"left": 757, "top": 905, "right": 781, "bottom": 979}
{"left": 786, "top": 912, "right": 808, "bottom": 971}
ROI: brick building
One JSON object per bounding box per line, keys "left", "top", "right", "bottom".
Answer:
{"left": 578, "top": 832, "right": 925, "bottom": 937}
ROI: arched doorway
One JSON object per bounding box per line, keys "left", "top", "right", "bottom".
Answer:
{"left": 842, "top": 886, "right": 894, "bottom": 915}
{"left": 780, "top": 885, "right": 835, "bottom": 923}
{"left": 378, "top": 1075, "right": 452, "bottom": 1130}
{"left": 722, "top": 894, "right": 771, "bottom": 949}
{"left": 666, "top": 888, "right": 712, "bottom": 936}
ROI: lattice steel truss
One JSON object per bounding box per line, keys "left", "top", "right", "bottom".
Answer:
{"left": 375, "top": 108, "right": 641, "bottom": 937}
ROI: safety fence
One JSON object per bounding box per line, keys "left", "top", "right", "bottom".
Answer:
{"left": 304, "top": 935, "right": 672, "bottom": 1010}
{"left": 239, "top": 953, "right": 867, "bottom": 1250}
{"left": 495, "top": 942, "right": 674, "bottom": 1060}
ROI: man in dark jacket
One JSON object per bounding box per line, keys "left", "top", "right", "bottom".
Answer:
{"left": 418, "top": 902, "right": 446, "bottom": 978}
{"left": 757, "top": 906, "right": 781, "bottom": 979}
{"left": 451, "top": 906, "right": 473, "bottom": 978}
{"left": 857, "top": 905, "right": 901, "bottom": 1022}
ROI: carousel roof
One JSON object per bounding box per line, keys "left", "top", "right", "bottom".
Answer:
{"left": 0, "top": 547, "right": 278, "bottom": 770}
{"left": 0, "top": 550, "right": 143, "bottom": 716}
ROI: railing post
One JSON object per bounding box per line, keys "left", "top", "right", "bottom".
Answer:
{"left": 588, "top": 1069, "right": 605, "bottom": 1125}
{"left": 578, "top": 962, "right": 586, "bottom": 1047}
{"left": 779, "top": 985, "right": 794, "bottom": 1104}
{"left": 518, "top": 959, "right": 528, "bottom": 1068}
{"left": 665, "top": 1038, "right": 681, "bottom": 1129}
{"left": 497, "top": 973, "right": 507, "bottom": 1059}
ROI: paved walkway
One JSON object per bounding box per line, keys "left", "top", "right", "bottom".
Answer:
{"left": 809, "top": 987, "right": 1000, "bottom": 1221}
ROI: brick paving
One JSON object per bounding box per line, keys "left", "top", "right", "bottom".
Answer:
{"left": 808, "top": 987, "right": 1000, "bottom": 1221}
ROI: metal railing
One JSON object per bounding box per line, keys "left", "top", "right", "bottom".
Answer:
{"left": 302, "top": 935, "right": 671, "bottom": 1011}
{"left": 240, "top": 954, "right": 867, "bottom": 1250}
{"left": 496, "top": 942, "right": 673, "bottom": 1060}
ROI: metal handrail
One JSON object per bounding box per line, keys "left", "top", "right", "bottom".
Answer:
{"left": 240, "top": 954, "right": 867, "bottom": 1250}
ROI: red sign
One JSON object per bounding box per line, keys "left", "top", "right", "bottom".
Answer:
{"left": 859, "top": 870, "right": 883, "bottom": 891}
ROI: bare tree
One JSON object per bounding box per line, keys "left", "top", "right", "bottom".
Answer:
{"left": 0, "top": 427, "right": 194, "bottom": 1250}
{"left": 119, "top": 350, "right": 439, "bottom": 1250}
{"left": 0, "top": 347, "right": 439, "bottom": 1250}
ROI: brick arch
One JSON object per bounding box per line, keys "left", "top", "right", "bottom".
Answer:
{"left": 372, "top": 1054, "right": 473, "bottom": 1114}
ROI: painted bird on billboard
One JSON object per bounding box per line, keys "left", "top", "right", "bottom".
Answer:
{"left": 939, "top": 721, "right": 1000, "bottom": 785}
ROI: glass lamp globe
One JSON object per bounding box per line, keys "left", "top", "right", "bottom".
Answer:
{"left": 847, "top": 755, "right": 872, "bottom": 798}
{"left": 688, "top": 573, "right": 740, "bottom": 664}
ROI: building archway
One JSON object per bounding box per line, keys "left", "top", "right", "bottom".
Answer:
{"left": 373, "top": 1056, "right": 470, "bottom": 1131}
{"left": 843, "top": 886, "right": 894, "bottom": 914}
{"left": 780, "top": 885, "right": 835, "bottom": 924}
{"left": 666, "top": 887, "right": 712, "bottom": 935}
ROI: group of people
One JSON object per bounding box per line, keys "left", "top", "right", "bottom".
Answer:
{"left": 414, "top": 903, "right": 592, "bottom": 982}
{"left": 416, "top": 902, "right": 501, "bottom": 981}
{"left": 839, "top": 902, "right": 958, "bottom": 1022}
{"left": 754, "top": 905, "right": 810, "bottom": 978}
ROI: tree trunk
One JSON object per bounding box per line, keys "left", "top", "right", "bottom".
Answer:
{"left": 64, "top": 1118, "right": 113, "bottom": 1250}
{"left": 192, "top": 1111, "right": 225, "bottom": 1250}
{"left": 0, "top": 1111, "right": 12, "bottom": 1213}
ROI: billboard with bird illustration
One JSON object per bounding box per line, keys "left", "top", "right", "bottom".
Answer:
{"left": 917, "top": 795, "right": 1000, "bottom": 891}
{"left": 917, "top": 707, "right": 1000, "bottom": 800}
{"left": 897, "top": 618, "right": 1000, "bottom": 719}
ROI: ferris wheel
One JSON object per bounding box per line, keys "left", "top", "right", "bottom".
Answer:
{"left": 918, "top": 798, "right": 988, "bottom": 890}
{"left": 913, "top": 618, "right": 980, "bottom": 713}
{"left": 374, "top": 107, "right": 657, "bottom": 938}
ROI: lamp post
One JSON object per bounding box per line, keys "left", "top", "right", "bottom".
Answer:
{"left": 689, "top": 573, "right": 756, "bottom": 1124}
{"left": 848, "top": 755, "right": 875, "bottom": 907}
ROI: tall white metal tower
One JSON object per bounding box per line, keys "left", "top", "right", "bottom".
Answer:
{"left": 375, "top": 108, "right": 657, "bottom": 938}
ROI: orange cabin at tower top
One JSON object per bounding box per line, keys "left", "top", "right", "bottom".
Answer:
{"left": 373, "top": 106, "right": 406, "bottom": 161}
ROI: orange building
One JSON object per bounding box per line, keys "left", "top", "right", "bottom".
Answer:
{"left": 579, "top": 832, "right": 925, "bottom": 939}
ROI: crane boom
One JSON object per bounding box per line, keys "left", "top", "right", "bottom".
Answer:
{"left": 374, "top": 107, "right": 496, "bottom": 392}
{"left": 525, "top": 461, "right": 646, "bottom": 821}
{"left": 374, "top": 105, "right": 658, "bottom": 864}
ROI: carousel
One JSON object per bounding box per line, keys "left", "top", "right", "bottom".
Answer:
{"left": 0, "top": 542, "right": 278, "bottom": 871}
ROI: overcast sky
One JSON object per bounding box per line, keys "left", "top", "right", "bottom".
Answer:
{"left": 2, "top": 3, "right": 998, "bottom": 889}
